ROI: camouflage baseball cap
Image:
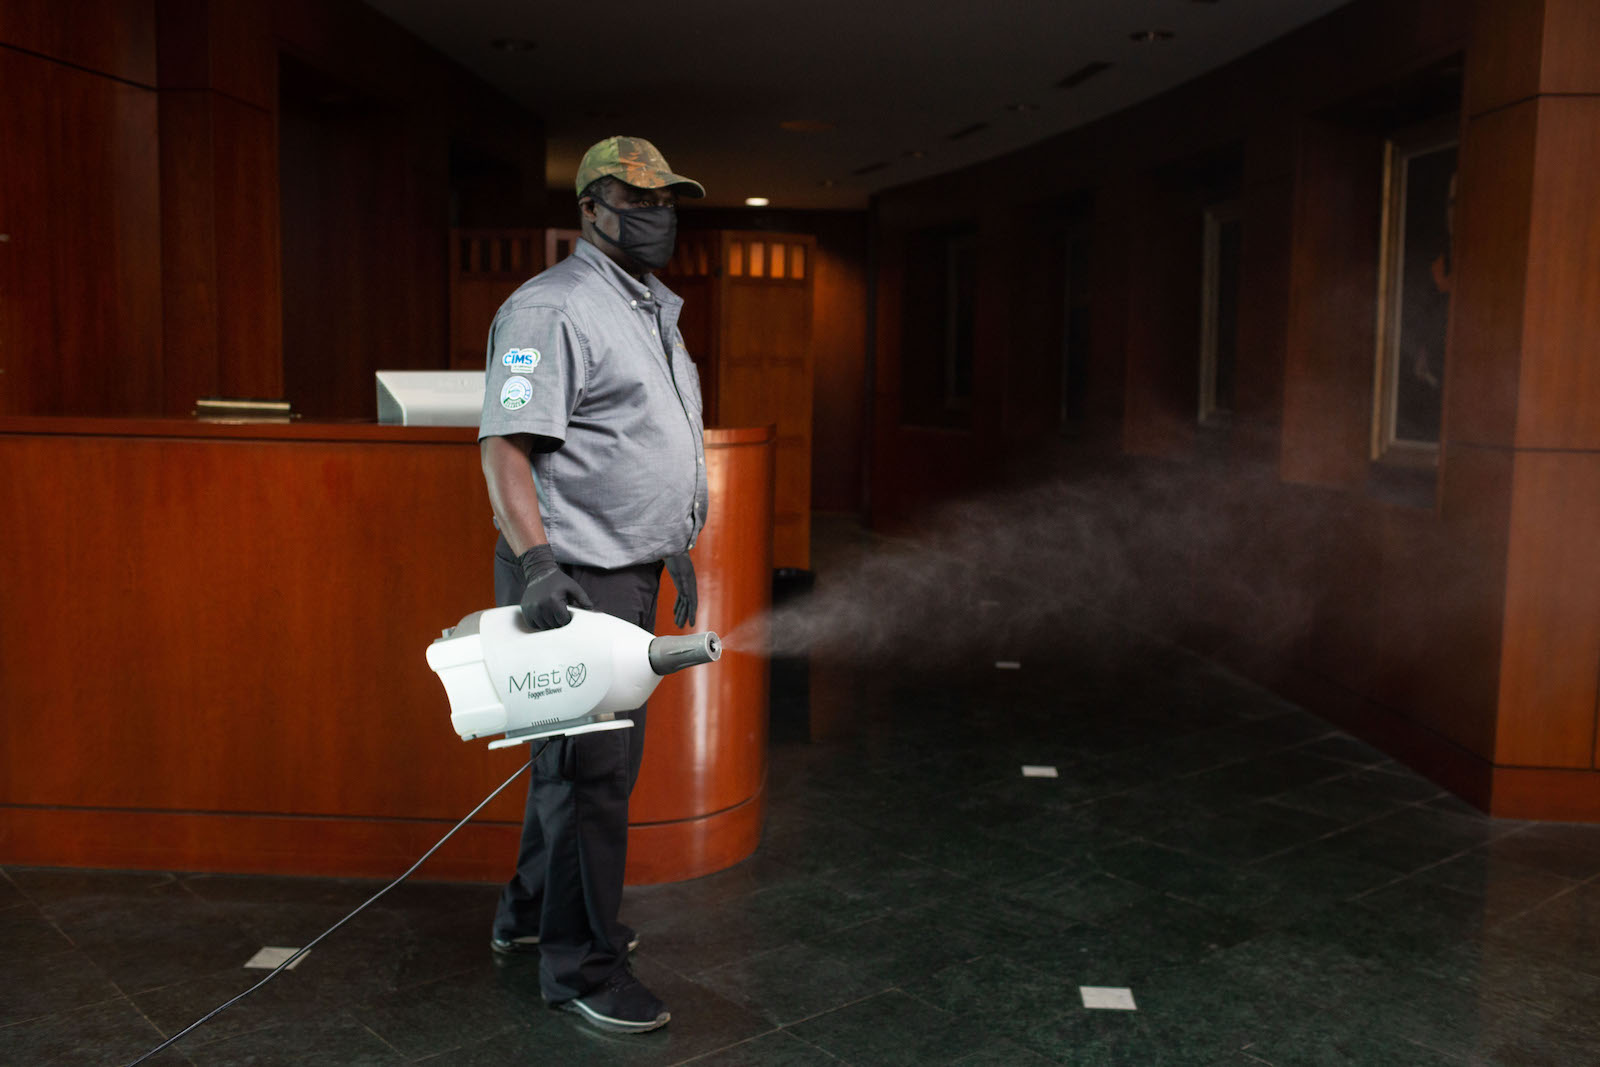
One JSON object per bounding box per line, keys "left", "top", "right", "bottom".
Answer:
{"left": 574, "top": 136, "right": 705, "bottom": 199}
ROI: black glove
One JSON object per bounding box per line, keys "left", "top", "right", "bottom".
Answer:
{"left": 517, "top": 544, "right": 593, "bottom": 629}
{"left": 664, "top": 552, "right": 697, "bottom": 629}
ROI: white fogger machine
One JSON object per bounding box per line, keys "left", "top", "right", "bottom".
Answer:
{"left": 425, "top": 606, "right": 722, "bottom": 748}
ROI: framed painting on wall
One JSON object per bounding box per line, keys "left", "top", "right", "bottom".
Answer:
{"left": 1372, "top": 120, "right": 1458, "bottom": 461}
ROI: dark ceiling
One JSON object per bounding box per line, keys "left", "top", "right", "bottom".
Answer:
{"left": 365, "top": 0, "right": 1353, "bottom": 209}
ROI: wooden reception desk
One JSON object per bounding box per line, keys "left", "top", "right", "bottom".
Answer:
{"left": 0, "top": 417, "right": 773, "bottom": 885}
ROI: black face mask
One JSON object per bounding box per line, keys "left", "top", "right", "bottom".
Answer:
{"left": 592, "top": 200, "right": 677, "bottom": 271}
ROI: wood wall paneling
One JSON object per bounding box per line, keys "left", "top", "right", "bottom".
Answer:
{"left": 808, "top": 222, "right": 869, "bottom": 514}
{"left": 1516, "top": 96, "right": 1600, "bottom": 451}
{"left": 1279, "top": 120, "right": 1384, "bottom": 487}
{"left": 1464, "top": 0, "right": 1548, "bottom": 117}
{"left": 212, "top": 94, "right": 282, "bottom": 400}
{"left": 0, "top": 0, "right": 157, "bottom": 84}
{"left": 280, "top": 100, "right": 447, "bottom": 418}
{"left": 998, "top": 211, "right": 1069, "bottom": 443}
{"left": 157, "top": 89, "right": 280, "bottom": 409}
{"left": 155, "top": 0, "right": 274, "bottom": 110}
{"left": 1371, "top": 500, "right": 1503, "bottom": 759}
{"left": 1301, "top": 495, "right": 1384, "bottom": 701}
{"left": 1496, "top": 451, "right": 1600, "bottom": 768}
{"left": 157, "top": 90, "right": 221, "bottom": 412}
{"left": 1491, "top": 767, "right": 1600, "bottom": 821}
{"left": 0, "top": 48, "right": 61, "bottom": 415}
{"left": 3, "top": 50, "right": 165, "bottom": 417}
{"left": 1119, "top": 178, "right": 1200, "bottom": 460}
{"left": 1233, "top": 178, "right": 1294, "bottom": 461}
{"left": 66, "top": 68, "right": 164, "bottom": 415}
{"left": 1085, "top": 179, "right": 1135, "bottom": 444}
{"left": 1443, "top": 101, "right": 1537, "bottom": 448}
{"left": 1538, "top": 0, "right": 1600, "bottom": 96}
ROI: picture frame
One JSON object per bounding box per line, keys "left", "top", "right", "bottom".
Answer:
{"left": 1371, "top": 119, "right": 1459, "bottom": 461}
{"left": 1198, "top": 199, "right": 1242, "bottom": 425}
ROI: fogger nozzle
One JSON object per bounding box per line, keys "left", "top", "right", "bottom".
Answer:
{"left": 648, "top": 632, "right": 722, "bottom": 675}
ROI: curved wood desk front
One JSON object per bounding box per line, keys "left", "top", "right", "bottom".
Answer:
{"left": 0, "top": 417, "right": 773, "bottom": 885}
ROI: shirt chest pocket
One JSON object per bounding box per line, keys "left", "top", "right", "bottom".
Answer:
{"left": 671, "top": 341, "right": 705, "bottom": 416}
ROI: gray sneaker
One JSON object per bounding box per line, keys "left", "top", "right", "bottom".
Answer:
{"left": 556, "top": 968, "right": 669, "bottom": 1033}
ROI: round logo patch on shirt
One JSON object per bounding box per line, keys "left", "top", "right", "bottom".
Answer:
{"left": 500, "top": 375, "right": 533, "bottom": 411}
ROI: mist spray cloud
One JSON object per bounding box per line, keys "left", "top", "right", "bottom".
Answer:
{"left": 725, "top": 460, "right": 1349, "bottom": 668}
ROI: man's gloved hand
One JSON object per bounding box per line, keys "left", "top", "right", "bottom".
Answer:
{"left": 664, "top": 552, "right": 697, "bottom": 629}
{"left": 517, "top": 544, "right": 593, "bottom": 629}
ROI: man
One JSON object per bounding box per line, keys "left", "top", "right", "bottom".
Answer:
{"left": 477, "top": 135, "right": 708, "bottom": 1034}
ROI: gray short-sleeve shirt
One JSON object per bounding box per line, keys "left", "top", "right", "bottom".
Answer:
{"left": 479, "top": 238, "right": 709, "bottom": 569}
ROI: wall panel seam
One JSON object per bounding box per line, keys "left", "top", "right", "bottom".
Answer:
{"left": 156, "top": 85, "right": 273, "bottom": 118}
{"left": 0, "top": 42, "right": 157, "bottom": 91}
{"left": 1468, "top": 91, "right": 1600, "bottom": 122}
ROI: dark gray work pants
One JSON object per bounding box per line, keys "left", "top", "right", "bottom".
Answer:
{"left": 490, "top": 534, "right": 662, "bottom": 1003}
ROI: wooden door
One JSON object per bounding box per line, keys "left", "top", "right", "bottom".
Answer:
{"left": 448, "top": 228, "right": 544, "bottom": 369}
{"left": 717, "top": 231, "right": 816, "bottom": 569}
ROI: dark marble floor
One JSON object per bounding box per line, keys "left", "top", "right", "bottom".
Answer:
{"left": 7, "top": 583, "right": 1600, "bottom": 1064}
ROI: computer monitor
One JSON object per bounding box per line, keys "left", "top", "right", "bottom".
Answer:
{"left": 375, "top": 371, "right": 485, "bottom": 426}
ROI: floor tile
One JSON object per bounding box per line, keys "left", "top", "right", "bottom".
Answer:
{"left": 32, "top": 879, "right": 260, "bottom": 997}
{"left": 2, "top": 996, "right": 190, "bottom": 1067}
{"left": 9, "top": 520, "right": 1600, "bottom": 1065}
{"left": 679, "top": 1028, "right": 843, "bottom": 1065}
{"left": 1476, "top": 827, "right": 1600, "bottom": 882}
{"left": 787, "top": 989, "right": 991, "bottom": 1066}
{"left": 1269, "top": 775, "right": 1415, "bottom": 826}
{"left": 999, "top": 869, "right": 1161, "bottom": 924}
{"left": 0, "top": 945, "right": 123, "bottom": 1027}
{"left": 692, "top": 940, "right": 892, "bottom": 1026}
{"left": 409, "top": 961, "right": 770, "bottom": 1066}
{"left": 1407, "top": 853, "right": 1578, "bottom": 927}
{"left": 1485, "top": 880, "right": 1600, "bottom": 980}
{"left": 1289, "top": 733, "right": 1391, "bottom": 768}
{"left": 0, "top": 901, "right": 75, "bottom": 957}
{"left": 181, "top": 1011, "right": 405, "bottom": 1066}
{"left": 0, "top": 868, "right": 28, "bottom": 909}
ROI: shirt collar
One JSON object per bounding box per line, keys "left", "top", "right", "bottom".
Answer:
{"left": 573, "top": 237, "right": 681, "bottom": 309}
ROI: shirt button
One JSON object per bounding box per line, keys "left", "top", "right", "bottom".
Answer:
{"left": 651, "top": 328, "right": 658, "bottom": 336}
{"left": 697, "top": 457, "right": 704, "bottom": 465}
{"left": 630, "top": 299, "right": 638, "bottom": 307}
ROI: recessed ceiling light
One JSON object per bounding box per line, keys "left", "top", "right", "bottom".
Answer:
{"left": 903, "top": 149, "right": 926, "bottom": 159}
{"left": 780, "top": 119, "right": 835, "bottom": 132}
{"left": 818, "top": 178, "right": 837, "bottom": 188}
{"left": 744, "top": 197, "right": 770, "bottom": 207}
{"left": 491, "top": 37, "right": 537, "bottom": 52}
{"left": 1006, "top": 102, "right": 1037, "bottom": 113}
{"left": 1129, "top": 29, "right": 1175, "bottom": 43}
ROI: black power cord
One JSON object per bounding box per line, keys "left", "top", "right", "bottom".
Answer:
{"left": 126, "top": 743, "right": 547, "bottom": 1066}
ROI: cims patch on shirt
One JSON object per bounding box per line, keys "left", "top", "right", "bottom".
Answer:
{"left": 500, "top": 375, "right": 533, "bottom": 411}
{"left": 501, "top": 347, "right": 541, "bottom": 371}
